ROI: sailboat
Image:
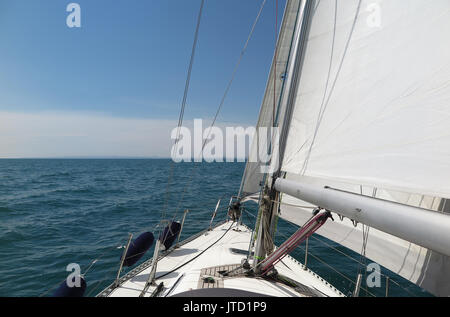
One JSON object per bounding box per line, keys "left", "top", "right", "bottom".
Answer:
{"left": 51, "top": 0, "right": 450, "bottom": 297}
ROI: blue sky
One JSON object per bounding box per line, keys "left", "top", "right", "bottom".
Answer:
{"left": 0, "top": 0, "right": 285, "bottom": 158}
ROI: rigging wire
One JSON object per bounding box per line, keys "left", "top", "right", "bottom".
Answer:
{"left": 166, "top": 0, "right": 268, "bottom": 226}
{"left": 161, "top": 0, "right": 205, "bottom": 223}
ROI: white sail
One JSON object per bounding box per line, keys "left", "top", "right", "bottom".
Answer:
{"left": 281, "top": 0, "right": 450, "bottom": 199}
{"left": 273, "top": 0, "right": 450, "bottom": 297}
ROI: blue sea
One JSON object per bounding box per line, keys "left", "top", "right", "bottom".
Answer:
{"left": 0, "top": 159, "right": 431, "bottom": 297}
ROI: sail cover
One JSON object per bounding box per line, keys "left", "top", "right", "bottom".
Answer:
{"left": 276, "top": 0, "right": 450, "bottom": 296}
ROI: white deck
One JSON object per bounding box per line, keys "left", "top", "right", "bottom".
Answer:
{"left": 99, "top": 221, "right": 344, "bottom": 297}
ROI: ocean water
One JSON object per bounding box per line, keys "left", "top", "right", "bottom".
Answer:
{"left": 0, "top": 159, "right": 431, "bottom": 297}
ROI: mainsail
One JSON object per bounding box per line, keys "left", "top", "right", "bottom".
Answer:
{"left": 242, "top": 0, "right": 450, "bottom": 297}
{"left": 282, "top": 0, "right": 450, "bottom": 198}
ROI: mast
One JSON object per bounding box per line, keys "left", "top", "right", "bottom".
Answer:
{"left": 252, "top": 0, "right": 313, "bottom": 271}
